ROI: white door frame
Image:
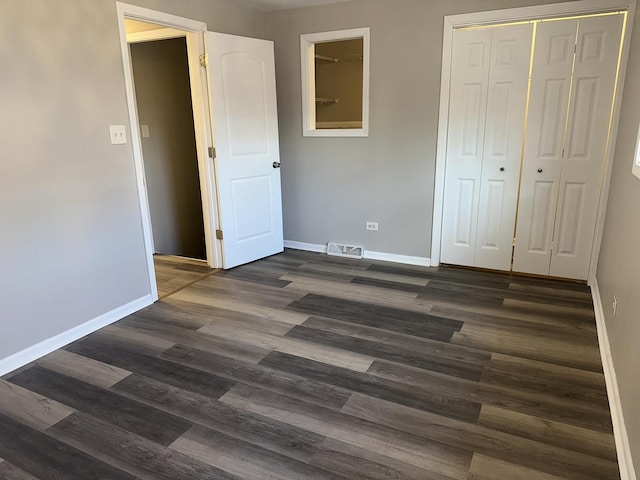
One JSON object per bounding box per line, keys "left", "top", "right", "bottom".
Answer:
{"left": 431, "top": 0, "right": 636, "bottom": 284}
{"left": 116, "top": 2, "right": 223, "bottom": 301}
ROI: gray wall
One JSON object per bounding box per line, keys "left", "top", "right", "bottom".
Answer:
{"left": 131, "top": 38, "right": 206, "bottom": 260}
{"left": 596, "top": 4, "right": 640, "bottom": 472}
{"left": 0, "top": 0, "right": 263, "bottom": 361}
{"left": 266, "top": 0, "right": 575, "bottom": 258}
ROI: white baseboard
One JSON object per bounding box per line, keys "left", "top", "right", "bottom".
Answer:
{"left": 591, "top": 280, "right": 637, "bottom": 480}
{"left": 363, "top": 250, "right": 431, "bottom": 267}
{"left": 284, "top": 240, "right": 431, "bottom": 267}
{"left": 284, "top": 240, "right": 327, "bottom": 253}
{"left": 0, "top": 294, "right": 153, "bottom": 377}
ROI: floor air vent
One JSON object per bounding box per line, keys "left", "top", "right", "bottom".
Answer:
{"left": 327, "top": 242, "right": 364, "bottom": 259}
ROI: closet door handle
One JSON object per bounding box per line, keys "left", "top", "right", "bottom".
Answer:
{"left": 499, "top": 167, "right": 505, "bottom": 172}
{"left": 273, "top": 162, "right": 281, "bottom": 169}
{"left": 537, "top": 168, "right": 543, "bottom": 173}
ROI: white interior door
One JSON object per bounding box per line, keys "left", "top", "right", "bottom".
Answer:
{"left": 549, "top": 14, "right": 624, "bottom": 279}
{"left": 441, "top": 28, "right": 492, "bottom": 267}
{"left": 513, "top": 19, "right": 578, "bottom": 276}
{"left": 475, "top": 23, "right": 533, "bottom": 271}
{"left": 442, "top": 24, "right": 532, "bottom": 271}
{"left": 205, "top": 32, "right": 284, "bottom": 269}
{"left": 513, "top": 15, "right": 624, "bottom": 279}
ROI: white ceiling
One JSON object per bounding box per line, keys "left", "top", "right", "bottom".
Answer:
{"left": 232, "top": 0, "right": 353, "bottom": 12}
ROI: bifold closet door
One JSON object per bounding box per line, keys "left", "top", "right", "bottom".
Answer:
{"left": 549, "top": 14, "right": 624, "bottom": 279}
{"left": 513, "top": 15, "right": 624, "bottom": 279}
{"left": 475, "top": 24, "right": 533, "bottom": 270}
{"left": 440, "top": 28, "right": 491, "bottom": 268}
{"left": 441, "top": 24, "right": 532, "bottom": 271}
{"left": 512, "top": 19, "right": 578, "bottom": 276}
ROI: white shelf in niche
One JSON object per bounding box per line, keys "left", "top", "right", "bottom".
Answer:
{"left": 315, "top": 54, "right": 338, "bottom": 63}
{"left": 315, "top": 97, "right": 339, "bottom": 104}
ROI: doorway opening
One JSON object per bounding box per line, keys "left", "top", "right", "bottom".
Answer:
{"left": 128, "top": 31, "right": 206, "bottom": 260}
{"left": 117, "top": 6, "right": 222, "bottom": 301}
{"left": 126, "top": 21, "right": 210, "bottom": 297}
{"left": 125, "top": 19, "right": 213, "bottom": 298}
{"left": 117, "top": 2, "right": 285, "bottom": 299}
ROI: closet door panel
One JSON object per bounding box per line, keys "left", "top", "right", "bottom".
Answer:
{"left": 513, "top": 19, "right": 578, "bottom": 276}
{"left": 441, "top": 28, "right": 492, "bottom": 267}
{"left": 453, "top": 179, "right": 476, "bottom": 246}
{"left": 550, "top": 14, "right": 624, "bottom": 279}
{"left": 476, "top": 23, "right": 533, "bottom": 271}
{"left": 527, "top": 180, "right": 556, "bottom": 252}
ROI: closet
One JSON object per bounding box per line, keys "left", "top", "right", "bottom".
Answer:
{"left": 440, "top": 13, "right": 625, "bottom": 280}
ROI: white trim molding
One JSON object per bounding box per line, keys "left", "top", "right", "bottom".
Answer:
{"left": 0, "top": 295, "right": 153, "bottom": 377}
{"left": 284, "top": 240, "right": 327, "bottom": 253}
{"left": 284, "top": 240, "right": 431, "bottom": 267}
{"left": 363, "top": 250, "right": 430, "bottom": 267}
{"left": 431, "top": 0, "right": 636, "bottom": 274}
{"left": 126, "top": 27, "right": 186, "bottom": 44}
{"left": 591, "top": 280, "right": 637, "bottom": 480}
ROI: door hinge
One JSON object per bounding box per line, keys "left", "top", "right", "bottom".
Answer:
{"left": 561, "top": 147, "right": 565, "bottom": 158}
{"left": 513, "top": 237, "right": 516, "bottom": 247}
{"left": 200, "top": 54, "right": 209, "bottom": 67}
{"left": 216, "top": 229, "right": 224, "bottom": 240}
{"left": 208, "top": 146, "right": 216, "bottom": 159}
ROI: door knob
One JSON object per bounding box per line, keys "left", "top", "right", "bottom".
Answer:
{"left": 499, "top": 167, "right": 505, "bottom": 172}
{"left": 537, "top": 168, "right": 543, "bottom": 173}
{"left": 272, "top": 162, "right": 281, "bottom": 169}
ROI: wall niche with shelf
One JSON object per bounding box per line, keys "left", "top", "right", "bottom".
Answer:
{"left": 301, "top": 27, "right": 370, "bottom": 137}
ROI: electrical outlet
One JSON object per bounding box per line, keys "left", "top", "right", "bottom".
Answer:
{"left": 365, "top": 221, "right": 379, "bottom": 231}
{"left": 109, "top": 125, "right": 127, "bottom": 145}
{"left": 612, "top": 296, "right": 618, "bottom": 317}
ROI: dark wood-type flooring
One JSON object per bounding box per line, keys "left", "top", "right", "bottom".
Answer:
{"left": 153, "top": 254, "right": 214, "bottom": 299}
{"left": 0, "top": 249, "right": 618, "bottom": 479}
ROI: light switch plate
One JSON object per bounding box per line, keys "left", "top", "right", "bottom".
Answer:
{"left": 141, "top": 124, "right": 150, "bottom": 138}
{"left": 109, "top": 125, "right": 127, "bottom": 145}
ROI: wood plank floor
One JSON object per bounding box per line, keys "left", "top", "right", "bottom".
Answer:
{"left": 0, "top": 249, "right": 619, "bottom": 479}
{"left": 153, "top": 254, "right": 215, "bottom": 299}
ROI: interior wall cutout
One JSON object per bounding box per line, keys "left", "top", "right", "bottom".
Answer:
{"left": 314, "top": 38, "right": 364, "bottom": 128}
{"left": 300, "top": 27, "right": 370, "bottom": 137}
{"left": 130, "top": 38, "right": 206, "bottom": 259}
